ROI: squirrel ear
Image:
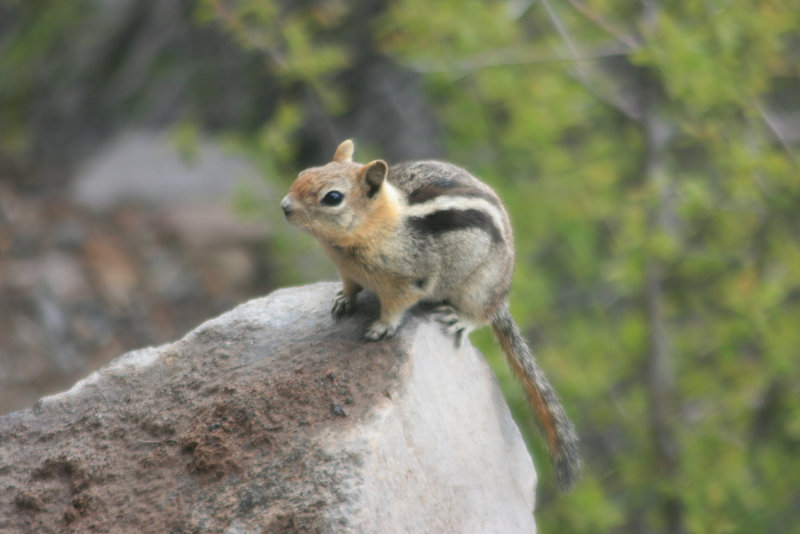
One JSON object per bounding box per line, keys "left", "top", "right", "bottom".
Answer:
{"left": 333, "top": 139, "right": 354, "bottom": 163}
{"left": 363, "top": 160, "right": 387, "bottom": 198}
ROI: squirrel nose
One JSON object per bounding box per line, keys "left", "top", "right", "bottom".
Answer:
{"left": 281, "top": 196, "right": 293, "bottom": 216}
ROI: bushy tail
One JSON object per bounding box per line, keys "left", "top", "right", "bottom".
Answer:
{"left": 491, "top": 302, "right": 581, "bottom": 491}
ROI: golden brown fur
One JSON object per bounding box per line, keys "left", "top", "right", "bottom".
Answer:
{"left": 281, "top": 140, "right": 581, "bottom": 490}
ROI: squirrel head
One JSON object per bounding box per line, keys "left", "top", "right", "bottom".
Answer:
{"left": 281, "top": 140, "right": 398, "bottom": 246}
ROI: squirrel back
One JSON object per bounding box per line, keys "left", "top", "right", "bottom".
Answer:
{"left": 282, "top": 140, "right": 581, "bottom": 490}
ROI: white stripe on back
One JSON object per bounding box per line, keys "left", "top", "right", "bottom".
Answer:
{"left": 404, "top": 196, "right": 507, "bottom": 239}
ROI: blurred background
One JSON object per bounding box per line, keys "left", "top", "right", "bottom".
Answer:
{"left": 1, "top": 0, "right": 799, "bottom": 532}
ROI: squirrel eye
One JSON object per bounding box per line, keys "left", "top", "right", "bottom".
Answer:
{"left": 321, "top": 191, "right": 344, "bottom": 206}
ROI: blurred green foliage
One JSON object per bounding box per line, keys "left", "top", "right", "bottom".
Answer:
{"left": 198, "top": 1, "right": 800, "bottom": 532}
{"left": 0, "top": 0, "right": 91, "bottom": 153}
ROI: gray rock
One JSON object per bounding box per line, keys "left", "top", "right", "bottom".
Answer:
{"left": 71, "top": 130, "right": 268, "bottom": 211}
{"left": 0, "top": 282, "right": 536, "bottom": 533}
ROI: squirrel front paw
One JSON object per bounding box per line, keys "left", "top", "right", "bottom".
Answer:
{"left": 363, "top": 320, "right": 397, "bottom": 341}
{"left": 332, "top": 290, "right": 357, "bottom": 318}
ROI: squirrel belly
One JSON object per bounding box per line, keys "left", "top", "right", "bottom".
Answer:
{"left": 282, "top": 139, "right": 582, "bottom": 490}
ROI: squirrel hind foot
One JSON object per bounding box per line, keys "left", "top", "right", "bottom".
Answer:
{"left": 432, "top": 305, "right": 472, "bottom": 348}
{"left": 363, "top": 320, "right": 399, "bottom": 341}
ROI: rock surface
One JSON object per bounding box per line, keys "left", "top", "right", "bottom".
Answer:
{"left": 71, "top": 131, "right": 267, "bottom": 212}
{"left": 0, "top": 282, "right": 536, "bottom": 533}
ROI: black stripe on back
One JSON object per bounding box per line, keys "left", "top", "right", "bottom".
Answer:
{"left": 406, "top": 179, "right": 501, "bottom": 207}
{"left": 408, "top": 209, "right": 502, "bottom": 243}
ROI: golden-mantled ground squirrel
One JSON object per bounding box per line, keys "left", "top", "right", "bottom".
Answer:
{"left": 281, "top": 140, "right": 581, "bottom": 490}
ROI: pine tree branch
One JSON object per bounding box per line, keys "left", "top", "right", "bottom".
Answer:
{"left": 566, "top": 0, "right": 641, "bottom": 49}
{"left": 397, "top": 47, "right": 630, "bottom": 76}
{"left": 752, "top": 97, "right": 798, "bottom": 168}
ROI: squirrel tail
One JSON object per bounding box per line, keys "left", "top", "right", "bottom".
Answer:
{"left": 491, "top": 301, "right": 581, "bottom": 491}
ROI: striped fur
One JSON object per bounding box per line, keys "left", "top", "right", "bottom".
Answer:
{"left": 407, "top": 208, "right": 503, "bottom": 244}
{"left": 406, "top": 178, "right": 502, "bottom": 207}
{"left": 283, "top": 140, "right": 581, "bottom": 491}
{"left": 404, "top": 194, "right": 507, "bottom": 244}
